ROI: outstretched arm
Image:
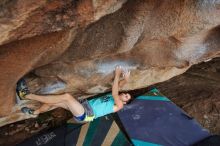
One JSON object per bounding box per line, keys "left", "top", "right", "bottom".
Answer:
{"left": 112, "top": 66, "right": 131, "bottom": 112}
{"left": 112, "top": 66, "right": 124, "bottom": 112}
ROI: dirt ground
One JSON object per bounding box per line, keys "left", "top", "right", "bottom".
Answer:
{"left": 0, "top": 58, "right": 220, "bottom": 146}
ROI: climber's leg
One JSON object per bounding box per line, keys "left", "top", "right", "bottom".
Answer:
{"left": 26, "top": 93, "right": 85, "bottom": 117}
{"left": 33, "top": 103, "right": 53, "bottom": 115}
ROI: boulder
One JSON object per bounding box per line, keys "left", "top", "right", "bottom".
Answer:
{"left": 0, "top": 0, "right": 220, "bottom": 126}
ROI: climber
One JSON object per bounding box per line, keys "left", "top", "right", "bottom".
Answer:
{"left": 16, "top": 66, "right": 131, "bottom": 122}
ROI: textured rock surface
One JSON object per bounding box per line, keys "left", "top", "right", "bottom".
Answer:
{"left": 1, "top": 57, "right": 220, "bottom": 146}
{"left": 0, "top": 0, "right": 127, "bottom": 118}
{"left": 0, "top": 0, "right": 220, "bottom": 126}
{"left": 0, "top": 0, "right": 126, "bottom": 45}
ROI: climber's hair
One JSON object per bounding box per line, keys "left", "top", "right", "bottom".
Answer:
{"left": 126, "top": 94, "right": 134, "bottom": 104}
{"left": 119, "top": 91, "right": 135, "bottom": 104}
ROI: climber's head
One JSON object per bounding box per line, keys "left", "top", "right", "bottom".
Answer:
{"left": 119, "top": 93, "right": 131, "bottom": 104}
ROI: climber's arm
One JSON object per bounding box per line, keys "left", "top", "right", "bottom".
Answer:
{"left": 112, "top": 66, "right": 124, "bottom": 112}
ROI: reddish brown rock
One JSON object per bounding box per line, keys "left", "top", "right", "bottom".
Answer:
{"left": 0, "top": 0, "right": 220, "bottom": 126}
{"left": 0, "top": 0, "right": 126, "bottom": 120}
{"left": 31, "top": 0, "right": 220, "bottom": 95}
{"left": 0, "top": 29, "right": 75, "bottom": 116}
{"left": 0, "top": 0, "right": 126, "bottom": 45}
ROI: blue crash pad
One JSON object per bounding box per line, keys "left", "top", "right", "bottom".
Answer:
{"left": 118, "top": 88, "right": 210, "bottom": 146}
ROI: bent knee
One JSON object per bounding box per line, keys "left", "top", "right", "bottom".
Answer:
{"left": 64, "top": 93, "right": 73, "bottom": 101}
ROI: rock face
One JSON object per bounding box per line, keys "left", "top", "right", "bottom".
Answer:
{"left": 1, "top": 57, "right": 220, "bottom": 146}
{"left": 0, "top": 0, "right": 220, "bottom": 126}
